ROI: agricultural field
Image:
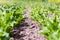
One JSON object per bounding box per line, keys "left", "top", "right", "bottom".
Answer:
{"left": 0, "top": 0, "right": 60, "bottom": 40}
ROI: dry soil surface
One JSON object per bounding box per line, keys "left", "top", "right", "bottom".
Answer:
{"left": 10, "top": 17, "right": 45, "bottom": 40}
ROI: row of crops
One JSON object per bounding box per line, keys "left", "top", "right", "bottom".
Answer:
{"left": 0, "top": 4, "right": 25, "bottom": 40}
{"left": 0, "top": 0, "right": 60, "bottom": 40}
{"left": 30, "top": 3, "right": 60, "bottom": 40}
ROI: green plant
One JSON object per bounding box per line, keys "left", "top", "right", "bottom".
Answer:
{"left": 0, "top": 4, "right": 24, "bottom": 40}
{"left": 31, "top": 3, "right": 60, "bottom": 40}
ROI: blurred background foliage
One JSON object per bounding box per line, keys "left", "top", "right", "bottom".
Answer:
{"left": 0, "top": 0, "right": 60, "bottom": 5}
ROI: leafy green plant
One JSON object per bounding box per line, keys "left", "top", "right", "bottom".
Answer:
{"left": 0, "top": 4, "right": 24, "bottom": 40}
{"left": 31, "top": 3, "right": 60, "bottom": 40}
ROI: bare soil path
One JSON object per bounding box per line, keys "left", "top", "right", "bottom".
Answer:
{"left": 10, "top": 5, "right": 45, "bottom": 40}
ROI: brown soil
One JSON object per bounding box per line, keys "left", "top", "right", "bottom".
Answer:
{"left": 10, "top": 17, "right": 45, "bottom": 40}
